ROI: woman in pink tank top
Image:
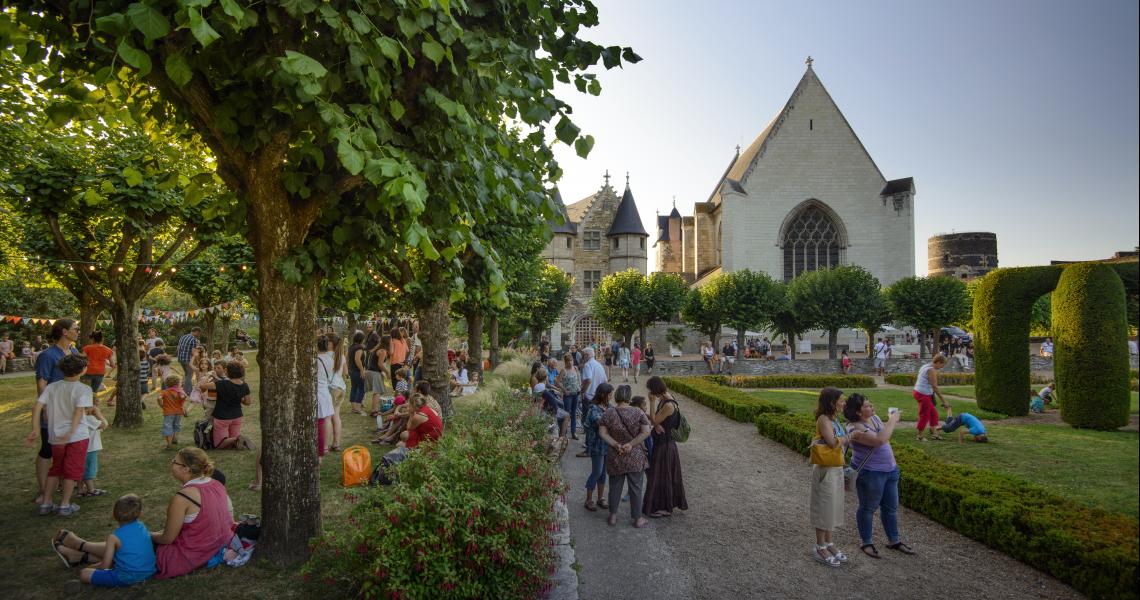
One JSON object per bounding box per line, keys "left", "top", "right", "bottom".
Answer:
{"left": 152, "top": 448, "right": 233, "bottom": 579}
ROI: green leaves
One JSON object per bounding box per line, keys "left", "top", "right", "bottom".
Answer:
{"left": 164, "top": 53, "right": 193, "bottom": 87}
{"left": 121, "top": 167, "right": 145, "bottom": 187}
{"left": 116, "top": 40, "right": 152, "bottom": 76}
{"left": 126, "top": 3, "right": 171, "bottom": 42}
{"left": 553, "top": 116, "right": 579, "bottom": 145}
{"left": 187, "top": 7, "right": 221, "bottom": 48}
{"left": 421, "top": 39, "right": 445, "bottom": 67}
{"left": 281, "top": 51, "right": 328, "bottom": 78}
{"left": 336, "top": 138, "right": 364, "bottom": 176}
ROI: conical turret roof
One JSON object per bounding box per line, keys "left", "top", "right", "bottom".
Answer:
{"left": 549, "top": 189, "right": 577, "bottom": 235}
{"left": 607, "top": 185, "right": 649, "bottom": 237}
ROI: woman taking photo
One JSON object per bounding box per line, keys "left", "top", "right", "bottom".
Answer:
{"left": 582, "top": 383, "right": 613, "bottom": 512}
{"left": 843, "top": 393, "right": 913, "bottom": 558}
{"left": 152, "top": 448, "right": 233, "bottom": 579}
{"left": 598, "top": 384, "right": 652, "bottom": 528}
{"left": 913, "top": 353, "right": 949, "bottom": 441}
{"left": 809, "top": 387, "right": 846, "bottom": 567}
{"left": 643, "top": 377, "right": 687, "bottom": 518}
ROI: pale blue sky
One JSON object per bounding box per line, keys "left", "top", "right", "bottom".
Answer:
{"left": 550, "top": 0, "right": 1140, "bottom": 274}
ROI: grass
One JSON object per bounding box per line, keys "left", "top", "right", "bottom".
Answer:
{"left": 941, "top": 386, "right": 1139, "bottom": 413}
{"left": 893, "top": 424, "right": 1140, "bottom": 518}
{"left": 0, "top": 354, "right": 390, "bottom": 599}
{"left": 747, "top": 387, "right": 1008, "bottom": 421}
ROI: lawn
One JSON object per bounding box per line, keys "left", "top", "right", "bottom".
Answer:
{"left": 748, "top": 387, "right": 1008, "bottom": 421}
{"left": 941, "top": 386, "right": 1139, "bottom": 413}
{"left": 892, "top": 424, "right": 1140, "bottom": 518}
{"left": 0, "top": 354, "right": 384, "bottom": 599}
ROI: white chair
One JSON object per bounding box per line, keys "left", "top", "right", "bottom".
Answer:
{"left": 797, "top": 340, "right": 812, "bottom": 355}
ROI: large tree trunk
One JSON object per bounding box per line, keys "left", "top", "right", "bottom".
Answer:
{"left": 918, "top": 329, "right": 927, "bottom": 359}
{"left": 78, "top": 291, "right": 102, "bottom": 346}
{"left": 488, "top": 314, "right": 500, "bottom": 370}
{"left": 219, "top": 315, "right": 232, "bottom": 353}
{"left": 784, "top": 331, "right": 797, "bottom": 360}
{"left": 736, "top": 327, "right": 746, "bottom": 360}
{"left": 828, "top": 328, "right": 838, "bottom": 359}
{"left": 418, "top": 295, "right": 453, "bottom": 418}
{"left": 466, "top": 310, "right": 484, "bottom": 385}
{"left": 110, "top": 300, "right": 143, "bottom": 428}
{"left": 639, "top": 325, "right": 647, "bottom": 350}
{"left": 202, "top": 311, "right": 217, "bottom": 352}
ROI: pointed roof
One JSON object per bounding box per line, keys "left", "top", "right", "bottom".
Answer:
{"left": 607, "top": 185, "right": 649, "bottom": 237}
{"left": 656, "top": 215, "right": 671, "bottom": 242}
{"left": 707, "top": 64, "right": 887, "bottom": 206}
{"left": 549, "top": 189, "right": 577, "bottom": 235}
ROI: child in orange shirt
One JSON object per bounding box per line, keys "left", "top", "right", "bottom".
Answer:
{"left": 159, "top": 375, "right": 190, "bottom": 449}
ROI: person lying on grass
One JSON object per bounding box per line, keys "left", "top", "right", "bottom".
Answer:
{"left": 52, "top": 493, "right": 156, "bottom": 588}
{"left": 941, "top": 406, "right": 988, "bottom": 443}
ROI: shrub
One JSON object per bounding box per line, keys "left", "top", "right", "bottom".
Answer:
{"left": 492, "top": 356, "right": 535, "bottom": 390}
{"left": 708, "top": 374, "right": 876, "bottom": 389}
{"left": 1054, "top": 263, "right": 1131, "bottom": 429}
{"left": 304, "top": 389, "right": 562, "bottom": 599}
{"left": 973, "top": 266, "right": 1062, "bottom": 415}
{"left": 884, "top": 372, "right": 976, "bottom": 387}
{"left": 748, "top": 403, "right": 1139, "bottom": 598}
{"left": 662, "top": 376, "right": 788, "bottom": 422}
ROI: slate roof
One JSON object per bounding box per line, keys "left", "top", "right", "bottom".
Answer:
{"left": 669, "top": 206, "right": 681, "bottom": 218}
{"left": 607, "top": 186, "right": 649, "bottom": 237}
{"left": 880, "top": 177, "right": 915, "bottom": 196}
{"left": 549, "top": 189, "right": 577, "bottom": 234}
{"left": 656, "top": 214, "right": 671, "bottom": 242}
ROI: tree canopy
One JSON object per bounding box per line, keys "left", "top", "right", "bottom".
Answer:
{"left": 787, "top": 266, "right": 882, "bottom": 358}
{"left": 886, "top": 275, "right": 970, "bottom": 358}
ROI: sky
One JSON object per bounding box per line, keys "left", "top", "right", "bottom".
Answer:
{"left": 549, "top": 0, "right": 1140, "bottom": 274}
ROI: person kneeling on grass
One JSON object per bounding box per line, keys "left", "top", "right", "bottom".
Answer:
{"left": 941, "top": 407, "right": 988, "bottom": 443}
{"left": 1029, "top": 390, "right": 1045, "bottom": 414}
{"left": 51, "top": 494, "right": 156, "bottom": 588}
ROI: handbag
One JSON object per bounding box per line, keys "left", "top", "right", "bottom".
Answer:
{"left": 843, "top": 421, "right": 880, "bottom": 490}
{"left": 809, "top": 420, "right": 845, "bottom": 467}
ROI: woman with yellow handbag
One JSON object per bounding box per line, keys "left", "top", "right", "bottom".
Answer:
{"left": 810, "top": 387, "right": 848, "bottom": 567}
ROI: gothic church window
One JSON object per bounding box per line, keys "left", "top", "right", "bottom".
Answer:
{"left": 583, "top": 231, "right": 601, "bottom": 250}
{"left": 781, "top": 204, "right": 844, "bottom": 282}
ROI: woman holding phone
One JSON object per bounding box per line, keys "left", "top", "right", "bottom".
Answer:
{"left": 843, "top": 393, "right": 914, "bottom": 559}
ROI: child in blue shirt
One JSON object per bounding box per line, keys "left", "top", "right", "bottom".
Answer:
{"left": 1029, "top": 389, "right": 1045, "bottom": 414}
{"left": 942, "top": 406, "right": 988, "bottom": 443}
{"left": 51, "top": 493, "right": 157, "bottom": 587}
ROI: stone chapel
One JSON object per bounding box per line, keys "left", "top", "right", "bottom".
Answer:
{"left": 656, "top": 61, "right": 916, "bottom": 288}
{"left": 542, "top": 174, "right": 649, "bottom": 348}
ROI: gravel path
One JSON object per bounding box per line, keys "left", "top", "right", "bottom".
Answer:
{"left": 559, "top": 378, "right": 1083, "bottom": 600}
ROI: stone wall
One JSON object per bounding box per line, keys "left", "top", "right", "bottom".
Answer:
{"left": 3, "top": 357, "right": 34, "bottom": 373}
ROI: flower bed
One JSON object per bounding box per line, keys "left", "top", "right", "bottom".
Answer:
{"left": 304, "top": 387, "right": 563, "bottom": 599}
{"left": 750, "top": 400, "right": 1139, "bottom": 598}
{"left": 662, "top": 376, "right": 788, "bottom": 422}
{"left": 708, "top": 373, "right": 877, "bottom": 389}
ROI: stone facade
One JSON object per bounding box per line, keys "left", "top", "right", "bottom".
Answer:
{"left": 542, "top": 175, "right": 648, "bottom": 349}
{"left": 928, "top": 232, "right": 998, "bottom": 281}
{"left": 658, "top": 63, "right": 915, "bottom": 289}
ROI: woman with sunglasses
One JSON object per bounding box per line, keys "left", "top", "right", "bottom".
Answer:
{"left": 151, "top": 448, "right": 234, "bottom": 579}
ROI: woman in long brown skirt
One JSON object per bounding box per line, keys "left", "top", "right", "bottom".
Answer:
{"left": 643, "top": 376, "right": 688, "bottom": 517}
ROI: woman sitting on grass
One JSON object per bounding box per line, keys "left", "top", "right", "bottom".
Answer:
{"left": 152, "top": 448, "right": 234, "bottom": 579}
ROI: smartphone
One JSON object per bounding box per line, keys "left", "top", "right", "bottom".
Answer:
{"left": 888, "top": 407, "right": 899, "bottom": 415}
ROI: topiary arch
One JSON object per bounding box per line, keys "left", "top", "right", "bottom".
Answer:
{"left": 973, "top": 262, "right": 1135, "bottom": 429}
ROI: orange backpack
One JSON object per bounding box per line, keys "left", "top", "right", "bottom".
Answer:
{"left": 341, "top": 445, "right": 372, "bottom": 487}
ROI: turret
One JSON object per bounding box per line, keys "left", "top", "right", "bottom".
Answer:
{"left": 607, "top": 180, "right": 649, "bottom": 274}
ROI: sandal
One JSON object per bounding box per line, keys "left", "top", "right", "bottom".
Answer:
{"left": 860, "top": 543, "right": 881, "bottom": 559}
{"left": 329, "top": 445, "right": 341, "bottom": 453}
{"left": 607, "top": 514, "right": 617, "bottom": 526}
{"left": 597, "top": 498, "right": 609, "bottom": 510}
{"left": 54, "top": 529, "right": 74, "bottom": 547}
{"left": 86, "top": 489, "right": 108, "bottom": 497}
{"left": 812, "top": 546, "right": 841, "bottom": 567}
{"left": 584, "top": 500, "right": 597, "bottom": 512}
{"left": 52, "top": 541, "right": 87, "bottom": 568}
{"left": 633, "top": 517, "right": 649, "bottom": 528}
{"left": 886, "top": 541, "right": 915, "bottom": 555}
{"left": 826, "top": 543, "right": 848, "bottom": 563}
{"left": 248, "top": 483, "right": 262, "bottom": 491}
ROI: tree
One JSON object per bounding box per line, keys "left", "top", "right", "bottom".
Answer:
{"left": 511, "top": 261, "right": 573, "bottom": 344}
{"left": 720, "top": 269, "right": 783, "bottom": 354}
{"left": 886, "top": 276, "right": 970, "bottom": 359}
{"left": 643, "top": 272, "right": 689, "bottom": 346}
{"left": 10, "top": 0, "right": 636, "bottom": 563}
{"left": 768, "top": 284, "right": 808, "bottom": 359}
{"left": 170, "top": 241, "right": 255, "bottom": 352}
{"left": 857, "top": 290, "right": 893, "bottom": 353}
{"left": 681, "top": 275, "right": 732, "bottom": 348}
{"left": 788, "top": 266, "right": 882, "bottom": 359}
{"left": 590, "top": 269, "right": 650, "bottom": 347}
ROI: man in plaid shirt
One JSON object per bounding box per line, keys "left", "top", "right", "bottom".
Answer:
{"left": 176, "top": 327, "right": 201, "bottom": 394}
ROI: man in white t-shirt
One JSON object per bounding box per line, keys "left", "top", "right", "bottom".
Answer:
{"left": 873, "top": 338, "right": 890, "bottom": 376}
{"left": 25, "top": 353, "right": 93, "bottom": 516}
{"left": 575, "top": 347, "right": 607, "bottom": 457}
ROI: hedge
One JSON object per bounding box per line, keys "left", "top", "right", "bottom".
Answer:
{"left": 973, "top": 266, "right": 1063, "bottom": 415}
{"left": 1054, "top": 263, "right": 1131, "bottom": 429}
{"left": 750, "top": 412, "right": 1139, "bottom": 599}
{"left": 707, "top": 374, "right": 877, "bottom": 389}
{"left": 662, "top": 376, "right": 787, "bottom": 422}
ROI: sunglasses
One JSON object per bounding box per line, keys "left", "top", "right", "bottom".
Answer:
{"left": 171, "top": 459, "right": 186, "bottom": 467}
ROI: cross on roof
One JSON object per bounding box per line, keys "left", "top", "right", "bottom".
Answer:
{"left": 603, "top": 170, "right": 610, "bottom": 187}
{"left": 625, "top": 171, "right": 630, "bottom": 187}
{"left": 805, "top": 55, "right": 814, "bottom": 68}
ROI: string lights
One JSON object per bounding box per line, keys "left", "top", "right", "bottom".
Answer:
{"left": 13, "top": 254, "right": 253, "bottom": 275}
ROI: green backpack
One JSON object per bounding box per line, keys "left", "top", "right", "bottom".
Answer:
{"left": 670, "top": 403, "right": 691, "bottom": 443}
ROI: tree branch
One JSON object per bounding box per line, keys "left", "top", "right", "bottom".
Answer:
{"left": 46, "top": 214, "right": 112, "bottom": 308}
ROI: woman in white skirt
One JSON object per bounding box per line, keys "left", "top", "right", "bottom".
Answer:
{"left": 315, "top": 335, "right": 337, "bottom": 462}
{"left": 810, "top": 387, "right": 848, "bottom": 567}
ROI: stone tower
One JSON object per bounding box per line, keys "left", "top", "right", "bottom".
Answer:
{"left": 655, "top": 202, "right": 684, "bottom": 277}
{"left": 607, "top": 182, "right": 650, "bottom": 273}
{"left": 928, "top": 232, "right": 998, "bottom": 281}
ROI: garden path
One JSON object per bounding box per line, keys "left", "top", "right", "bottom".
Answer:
{"left": 558, "top": 377, "right": 1082, "bottom": 600}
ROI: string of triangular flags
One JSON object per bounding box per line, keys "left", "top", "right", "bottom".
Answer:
{"left": 138, "top": 300, "right": 258, "bottom": 324}
{"left": 0, "top": 314, "right": 62, "bottom": 326}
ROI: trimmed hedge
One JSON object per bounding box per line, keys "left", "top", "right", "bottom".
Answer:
{"left": 662, "top": 376, "right": 787, "bottom": 422}
{"left": 707, "top": 374, "right": 876, "bottom": 389}
{"left": 750, "top": 411, "right": 1139, "bottom": 599}
{"left": 973, "top": 266, "right": 1062, "bottom": 415}
{"left": 884, "top": 372, "right": 976, "bottom": 387}
{"left": 1055, "top": 263, "right": 1131, "bottom": 429}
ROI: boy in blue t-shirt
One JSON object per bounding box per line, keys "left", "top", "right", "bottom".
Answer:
{"left": 51, "top": 493, "right": 157, "bottom": 587}
{"left": 942, "top": 406, "right": 988, "bottom": 443}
